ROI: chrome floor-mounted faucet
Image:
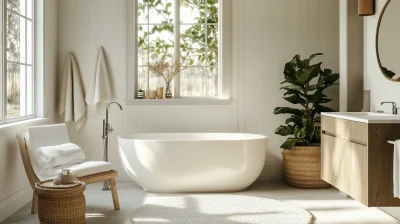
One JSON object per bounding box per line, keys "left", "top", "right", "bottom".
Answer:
{"left": 102, "top": 102, "right": 123, "bottom": 191}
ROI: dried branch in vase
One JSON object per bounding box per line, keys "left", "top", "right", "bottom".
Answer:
{"left": 147, "top": 60, "right": 187, "bottom": 86}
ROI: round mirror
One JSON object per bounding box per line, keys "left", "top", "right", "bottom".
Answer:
{"left": 376, "top": 0, "right": 400, "bottom": 81}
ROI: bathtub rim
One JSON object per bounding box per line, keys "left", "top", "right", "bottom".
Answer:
{"left": 117, "top": 133, "right": 268, "bottom": 142}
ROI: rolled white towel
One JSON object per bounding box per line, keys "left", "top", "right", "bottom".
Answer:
{"left": 35, "top": 143, "right": 85, "bottom": 170}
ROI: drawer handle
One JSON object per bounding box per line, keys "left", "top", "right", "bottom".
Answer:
{"left": 322, "top": 132, "right": 366, "bottom": 146}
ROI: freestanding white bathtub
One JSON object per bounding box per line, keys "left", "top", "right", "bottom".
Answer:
{"left": 118, "top": 133, "right": 268, "bottom": 193}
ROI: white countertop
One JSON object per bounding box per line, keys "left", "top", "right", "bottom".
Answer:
{"left": 321, "top": 112, "right": 400, "bottom": 124}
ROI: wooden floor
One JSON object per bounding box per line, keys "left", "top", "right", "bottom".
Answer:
{"left": 2, "top": 182, "right": 399, "bottom": 224}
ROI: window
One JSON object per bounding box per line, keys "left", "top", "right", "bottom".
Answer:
{"left": 3, "top": 0, "right": 35, "bottom": 122}
{"left": 137, "top": 0, "right": 221, "bottom": 98}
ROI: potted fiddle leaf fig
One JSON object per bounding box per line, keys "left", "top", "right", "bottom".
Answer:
{"left": 274, "top": 53, "right": 339, "bottom": 189}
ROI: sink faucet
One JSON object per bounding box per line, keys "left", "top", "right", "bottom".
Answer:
{"left": 381, "top": 102, "right": 398, "bottom": 114}
{"left": 102, "top": 102, "right": 123, "bottom": 191}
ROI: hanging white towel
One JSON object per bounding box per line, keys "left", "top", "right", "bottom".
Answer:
{"left": 394, "top": 140, "right": 400, "bottom": 198}
{"left": 59, "top": 53, "right": 86, "bottom": 130}
{"left": 85, "top": 46, "right": 113, "bottom": 111}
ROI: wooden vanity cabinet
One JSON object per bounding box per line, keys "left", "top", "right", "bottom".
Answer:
{"left": 321, "top": 115, "right": 400, "bottom": 207}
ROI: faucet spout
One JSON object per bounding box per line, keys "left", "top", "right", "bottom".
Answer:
{"left": 107, "top": 101, "right": 123, "bottom": 111}
{"left": 380, "top": 101, "right": 398, "bottom": 115}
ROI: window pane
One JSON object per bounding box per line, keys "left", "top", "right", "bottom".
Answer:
{"left": 180, "top": 0, "right": 205, "bottom": 24}
{"left": 149, "top": 25, "right": 174, "bottom": 62}
{"left": 138, "top": 67, "right": 148, "bottom": 91}
{"left": 138, "top": 25, "right": 148, "bottom": 66}
{"left": 149, "top": 0, "right": 174, "bottom": 24}
{"left": 180, "top": 25, "right": 206, "bottom": 66}
{"left": 27, "top": 20, "right": 32, "bottom": 64}
{"left": 206, "top": 25, "right": 218, "bottom": 67}
{"left": 180, "top": 67, "right": 206, "bottom": 97}
{"left": 207, "top": 0, "right": 218, "bottom": 23}
{"left": 7, "top": 0, "right": 26, "bottom": 16}
{"left": 137, "top": 0, "right": 148, "bottom": 24}
{"left": 207, "top": 67, "right": 218, "bottom": 96}
{"left": 7, "top": 12, "right": 26, "bottom": 63}
{"left": 7, "top": 63, "right": 24, "bottom": 118}
{"left": 27, "top": 66, "right": 33, "bottom": 115}
{"left": 27, "top": 0, "right": 33, "bottom": 19}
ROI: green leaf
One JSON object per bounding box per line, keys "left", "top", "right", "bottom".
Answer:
{"left": 323, "top": 73, "right": 339, "bottom": 85}
{"left": 321, "top": 69, "right": 332, "bottom": 76}
{"left": 281, "top": 138, "right": 304, "bottom": 150}
{"left": 305, "top": 91, "right": 327, "bottom": 103}
{"left": 291, "top": 55, "right": 305, "bottom": 68}
{"left": 316, "top": 98, "right": 332, "bottom": 104}
{"left": 283, "top": 62, "right": 296, "bottom": 80}
{"left": 295, "top": 63, "right": 322, "bottom": 85}
{"left": 309, "top": 53, "right": 323, "bottom": 62}
{"left": 280, "top": 85, "right": 304, "bottom": 93}
{"left": 285, "top": 115, "right": 302, "bottom": 126}
{"left": 307, "top": 84, "right": 318, "bottom": 91}
{"left": 284, "top": 95, "right": 306, "bottom": 105}
{"left": 275, "top": 125, "right": 294, "bottom": 136}
{"left": 319, "top": 83, "right": 338, "bottom": 90}
{"left": 313, "top": 126, "right": 321, "bottom": 143}
{"left": 273, "top": 107, "right": 304, "bottom": 116}
{"left": 283, "top": 90, "right": 300, "bottom": 96}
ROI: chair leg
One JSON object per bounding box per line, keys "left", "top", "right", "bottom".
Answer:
{"left": 31, "top": 192, "right": 38, "bottom": 214}
{"left": 110, "top": 178, "right": 120, "bottom": 210}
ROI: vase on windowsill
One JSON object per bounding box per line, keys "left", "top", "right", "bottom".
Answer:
{"left": 165, "top": 84, "right": 172, "bottom": 99}
{"left": 147, "top": 58, "right": 187, "bottom": 99}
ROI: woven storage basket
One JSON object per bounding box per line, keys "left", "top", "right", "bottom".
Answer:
{"left": 358, "top": 0, "right": 375, "bottom": 16}
{"left": 282, "top": 146, "right": 330, "bottom": 189}
{"left": 35, "top": 181, "right": 86, "bottom": 224}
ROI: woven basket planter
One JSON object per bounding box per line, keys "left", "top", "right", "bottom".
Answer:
{"left": 35, "top": 181, "right": 86, "bottom": 224}
{"left": 282, "top": 146, "right": 330, "bottom": 189}
{"left": 358, "top": 0, "right": 375, "bottom": 16}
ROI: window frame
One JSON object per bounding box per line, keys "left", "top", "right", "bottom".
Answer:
{"left": 126, "top": 0, "right": 231, "bottom": 102}
{"left": 2, "top": 0, "right": 35, "bottom": 124}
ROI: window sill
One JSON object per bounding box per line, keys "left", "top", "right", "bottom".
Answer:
{"left": 0, "top": 118, "right": 50, "bottom": 135}
{"left": 125, "top": 98, "right": 232, "bottom": 106}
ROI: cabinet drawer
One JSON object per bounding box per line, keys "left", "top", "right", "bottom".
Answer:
{"left": 321, "top": 134, "right": 345, "bottom": 192}
{"left": 321, "top": 133, "right": 368, "bottom": 205}
{"left": 321, "top": 116, "right": 368, "bottom": 145}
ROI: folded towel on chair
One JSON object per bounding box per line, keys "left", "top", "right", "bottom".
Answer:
{"left": 39, "top": 161, "right": 113, "bottom": 180}
{"left": 35, "top": 143, "right": 85, "bottom": 170}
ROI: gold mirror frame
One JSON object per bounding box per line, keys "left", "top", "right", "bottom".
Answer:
{"left": 376, "top": 0, "right": 400, "bottom": 82}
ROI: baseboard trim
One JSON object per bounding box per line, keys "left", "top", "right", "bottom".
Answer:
{"left": 0, "top": 185, "right": 32, "bottom": 222}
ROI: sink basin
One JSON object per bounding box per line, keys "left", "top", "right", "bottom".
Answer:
{"left": 321, "top": 112, "right": 400, "bottom": 123}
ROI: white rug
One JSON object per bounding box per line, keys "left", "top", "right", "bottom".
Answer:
{"left": 131, "top": 194, "right": 312, "bottom": 224}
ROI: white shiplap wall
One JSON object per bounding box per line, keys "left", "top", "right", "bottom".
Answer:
{"left": 57, "top": 0, "right": 339, "bottom": 181}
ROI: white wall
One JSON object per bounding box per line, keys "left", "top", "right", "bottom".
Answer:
{"left": 364, "top": 0, "right": 400, "bottom": 220}
{"left": 57, "top": 0, "right": 339, "bottom": 182}
{"left": 0, "top": 0, "right": 58, "bottom": 222}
